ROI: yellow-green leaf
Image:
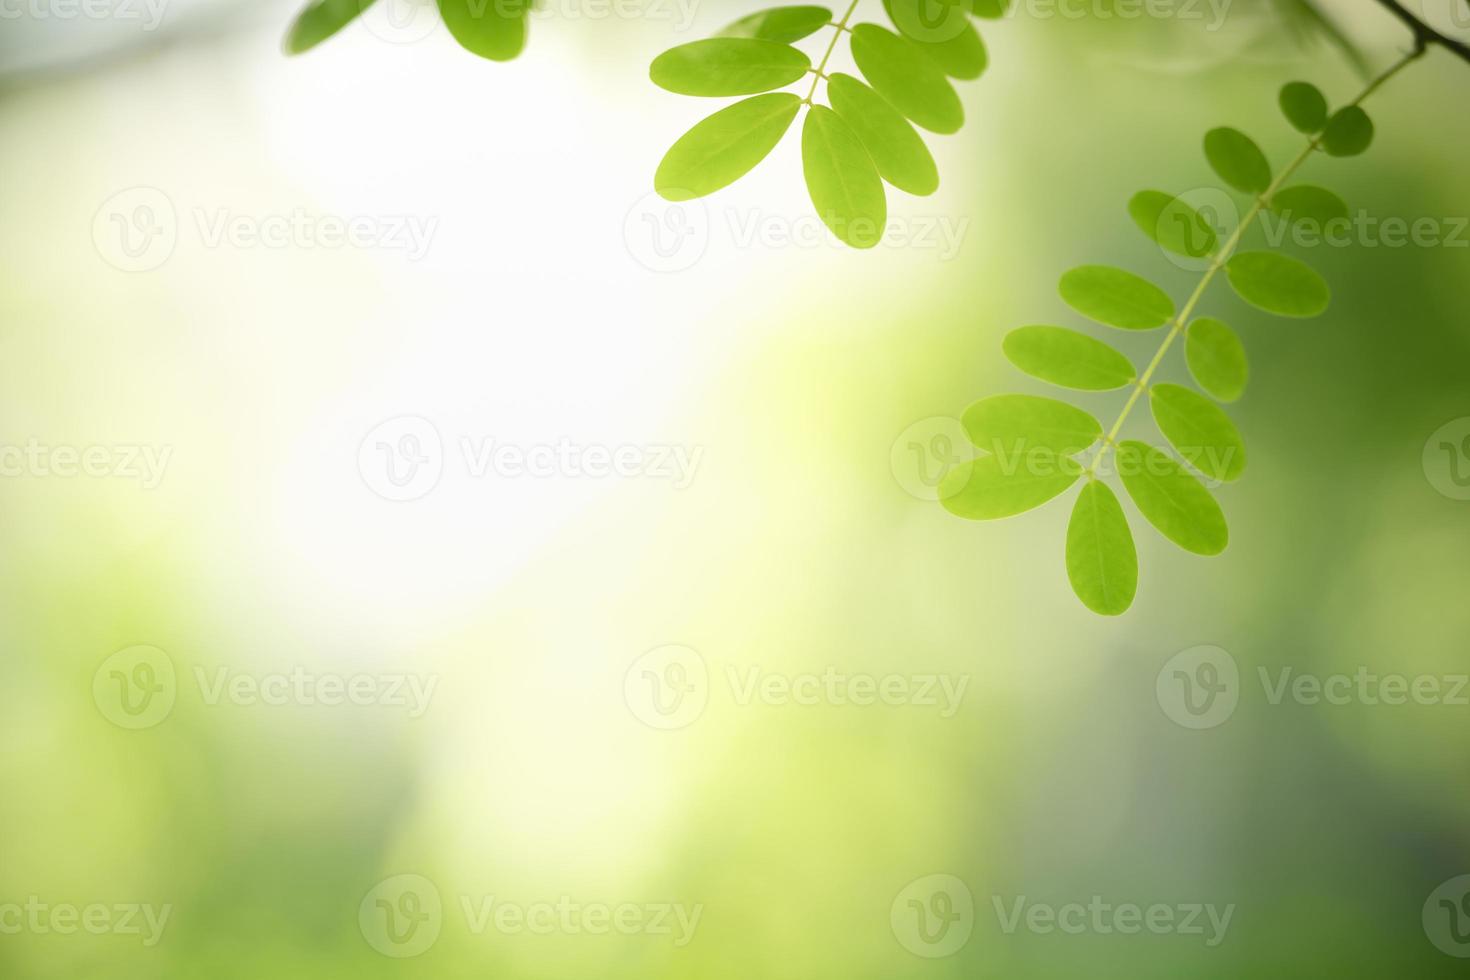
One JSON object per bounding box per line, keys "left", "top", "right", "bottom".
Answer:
{"left": 826, "top": 73, "right": 938, "bottom": 196}
{"left": 1002, "top": 326, "right": 1136, "bottom": 391}
{"left": 1067, "top": 481, "right": 1138, "bottom": 616}
{"left": 284, "top": 0, "right": 376, "bottom": 55}
{"left": 651, "top": 38, "right": 811, "bottom": 97}
{"left": 1129, "top": 190, "right": 1218, "bottom": 258}
{"left": 1059, "top": 266, "right": 1175, "bottom": 330}
{"left": 939, "top": 454, "right": 1081, "bottom": 520}
{"left": 1117, "top": 441, "right": 1229, "bottom": 556}
{"left": 802, "top": 105, "right": 887, "bottom": 249}
{"left": 438, "top": 0, "right": 530, "bottom": 62}
{"left": 1322, "top": 105, "right": 1374, "bottom": 157}
{"left": 849, "top": 24, "right": 963, "bottom": 134}
{"left": 1205, "top": 127, "right": 1272, "bottom": 195}
{"left": 1150, "top": 383, "right": 1246, "bottom": 483}
{"left": 1225, "top": 251, "right": 1330, "bottom": 318}
{"left": 1269, "top": 185, "right": 1349, "bottom": 228}
{"left": 1185, "top": 318, "right": 1248, "bottom": 403}
{"left": 961, "top": 394, "right": 1102, "bottom": 456}
{"left": 655, "top": 93, "right": 803, "bottom": 201}
{"left": 720, "top": 5, "right": 834, "bottom": 42}
{"left": 1279, "top": 81, "right": 1328, "bottom": 133}
{"left": 883, "top": 0, "right": 988, "bottom": 80}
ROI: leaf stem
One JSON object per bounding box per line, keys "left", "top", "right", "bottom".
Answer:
{"left": 1085, "top": 45, "right": 1427, "bottom": 480}
{"left": 804, "top": 0, "right": 862, "bottom": 105}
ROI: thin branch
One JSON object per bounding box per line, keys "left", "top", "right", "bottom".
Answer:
{"left": 1371, "top": 0, "right": 1470, "bottom": 65}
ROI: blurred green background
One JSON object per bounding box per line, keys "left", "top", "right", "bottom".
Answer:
{"left": 2, "top": 0, "right": 1469, "bottom": 976}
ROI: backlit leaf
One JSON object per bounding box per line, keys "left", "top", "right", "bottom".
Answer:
{"left": 1066, "top": 481, "right": 1138, "bottom": 616}
{"left": 284, "top": 0, "right": 376, "bottom": 54}
{"left": 1150, "top": 383, "right": 1247, "bottom": 483}
{"left": 438, "top": 0, "right": 530, "bottom": 62}
{"left": 961, "top": 394, "right": 1102, "bottom": 456}
{"left": 850, "top": 24, "right": 964, "bottom": 134}
{"left": 939, "top": 453, "right": 1081, "bottom": 520}
{"left": 1322, "top": 105, "right": 1373, "bottom": 157}
{"left": 883, "top": 0, "right": 988, "bottom": 80}
{"left": 827, "top": 73, "right": 938, "bottom": 196}
{"left": 1002, "top": 325, "right": 1136, "bottom": 391}
{"left": 1185, "top": 318, "right": 1248, "bottom": 403}
{"left": 1279, "top": 81, "right": 1328, "bottom": 133}
{"left": 1204, "top": 127, "right": 1272, "bottom": 195}
{"left": 1226, "top": 251, "right": 1330, "bottom": 318}
{"left": 1059, "top": 266, "right": 1175, "bottom": 330}
{"left": 1116, "top": 441, "right": 1229, "bottom": 556}
{"left": 802, "top": 105, "right": 887, "bottom": 249}
{"left": 651, "top": 38, "right": 811, "bottom": 97}
{"left": 1268, "top": 185, "right": 1349, "bottom": 228}
{"left": 655, "top": 93, "right": 803, "bottom": 201}
{"left": 968, "top": 0, "right": 1009, "bottom": 17}
{"left": 1129, "top": 190, "right": 1218, "bottom": 258}
{"left": 720, "top": 5, "right": 834, "bottom": 42}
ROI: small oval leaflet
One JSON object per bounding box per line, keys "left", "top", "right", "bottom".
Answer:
{"left": 849, "top": 24, "right": 964, "bottom": 134}
{"left": 939, "top": 454, "right": 1081, "bottom": 521}
{"left": 1204, "top": 127, "right": 1272, "bottom": 196}
{"left": 1322, "top": 106, "right": 1374, "bottom": 157}
{"left": 961, "top": 394, "right": 1102, "bottom": 457}
{"left": 883, "top": 0, "right": 988, "bottom": 80}
{"left": 655, "top": 93, "right": 803, "bottom": 201}
{"left": 1066, "top": 480, "right": 1138, "bottom": 616}
{"left": 1059, "top": 265, "right": 1175, "bottom": 331}
{"left": 802, "top": 106, "right": 887, "bottom": 249}
{"left": 1116, "top": 441, "right": 1229, "bottom": 556}
{"left": 438, "top": 0, "right": 530, "bottom": 61}
{"left": 1002, "top": 326, "right": 1136, "bottom": 391}
{"left": 1279, "top": 81, "right": 1328, "bottom": 133}
{"left": 720, "top": 5, "right": 834, "bottom": 42}
{"left": 827, "top": 73, "right": 939, "bottom": 196}
{"left": 1269, "top": 185, "right": 1349, "bottom": 229}
{"left": 1149, "top": 383, "right": 1247, "bottom": 483}
{"left": 1128, "top": 190, "right": 1218, "bottom": 258}
{"left": 651, "top": 38, "right": 811, "bottom": 97}
{"left": 1185, "top": 318, "right": 1248, "bottom": 403}
{"left": 285, "top": 0, "right": 376, "bottom": 54}
{"left": 1225, "top": 251, "right": 1330, "bottom": 318}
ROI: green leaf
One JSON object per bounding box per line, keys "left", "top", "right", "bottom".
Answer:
{"left": 720, "top": 5, "right": 834, "bottom": 43}
{"left": 655, "top": 93, "right": 803, "bottom": 201}
{"left": 802, "top": 105, "right": 887, "bottom": 249}
{"left": 849, "top": 24, "right": 964, "bottom": 134}
{"left": 1185, "top": 318, "right": 1248, "bottom": 403}
{"left": 1067, "top": 481, "right": 1138, "bottom": 616}
{"left": 1322, "top": 106, "right": 1374, "bottom": 157}
{"left": 939, "top": 453, "right": 1081, "bottom": 520}
{"left": 1116, "top": 441, "right": 1229, "bottom": 556}
{"left": 284, "top": 0, "right": 376, "bottom": 55}
{"left": 827, "top": 73, "right": 938, "bottom": 196}
{"left": 1128, "top": 190, "right": 1218, "bottom": 258}
{"left": 968, "top": 0, "right": 1010, "bottom": 17}
{"left": 961, "top": 394, "right": 1102, "bottom": 456}
{"left": 1149, "top": 383, "right": 1247, "bottom": 483}
{"left": 1204, "top": 127, "right": 1272, "bottom": 195}
{"left": 1279, "top": 81, "right": 1328, "bottom": 133}
{"left": 1225, "top": 251, "right": 1330, "bottom": 318}
{"left": 1002, "top": 326, "right": 1136, "bottom": 392}
{"left": 1059, "top": 266, "right": 1175, "bottom": 331}
{"left": 438, "top": 0, "right": 530, "bottom": 62}
{"left": 883, "top": 0, "right": 988, "bottom": 80}
{"left": 1268, "top": 185, "right": 1349, "bottom": 228}
{"left": 651, "top": 38, "right": 811, "bottom": 97}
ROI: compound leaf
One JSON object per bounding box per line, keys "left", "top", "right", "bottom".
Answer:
{"left": 1226, "top": 251, "right": 1330, "bottom": 317}
{"left": 1059, "top": 265, "right": 1175, "bottom": 330}
{"left": 1150, "top": 383, "right": 1247, "bottom": 483}
{"left": 1185, "top": 318, "right": 1248, "bottom": 403}
{"left": 883, "top": 0, "right": 988, "bottom": 80}
{"left": 802, "top": 105, "right": 887, "bottom": 249}
{"left": 651, "top": 38, "right": 811, "bottom": 97}
{"left": 850, "top": 24, "right": 964, "bottom": 134}
{"left": 1279, "top": 81, "right": 1328, "bottom": 133}
{"left": 1129, "top": 190, "right": 1218, "bottom": 258}
{"left": 284, "top": 0, "right": 376, "bottom": 54}
{"left": 1322, "top": 105, "right": 1374, "bottom": 157}
{"left": 655, "top": 93, "right": 802, "bottom": 200}
{"left": 827, "top": 73, "right": 939, "bottom": 196}
{"left": 1204, "top": 127, "right": 1272, "bottom": 195}
{"left": 939, "top": 453, "right": 1081, "bottom": 520}
{"left": 720, "top": 5, "right": 834, "bottom": 42}
{"left": 1116, "top": 441, "right": 1229, "bottom": 556}
{"left": 438, "top": 0, "right": 530, "bottom": 62}
{"left": 961, "top": 394, "right": 1102, "bottom": 456}
{"left": 1066, "top": 481, "right": 1138, "bottom": 616}
{"left": 1269, "top": 185, "right": 1349, "bottom": 228}
{"left": 1002, "top": 325, "right": 1136, "bottom": 391}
